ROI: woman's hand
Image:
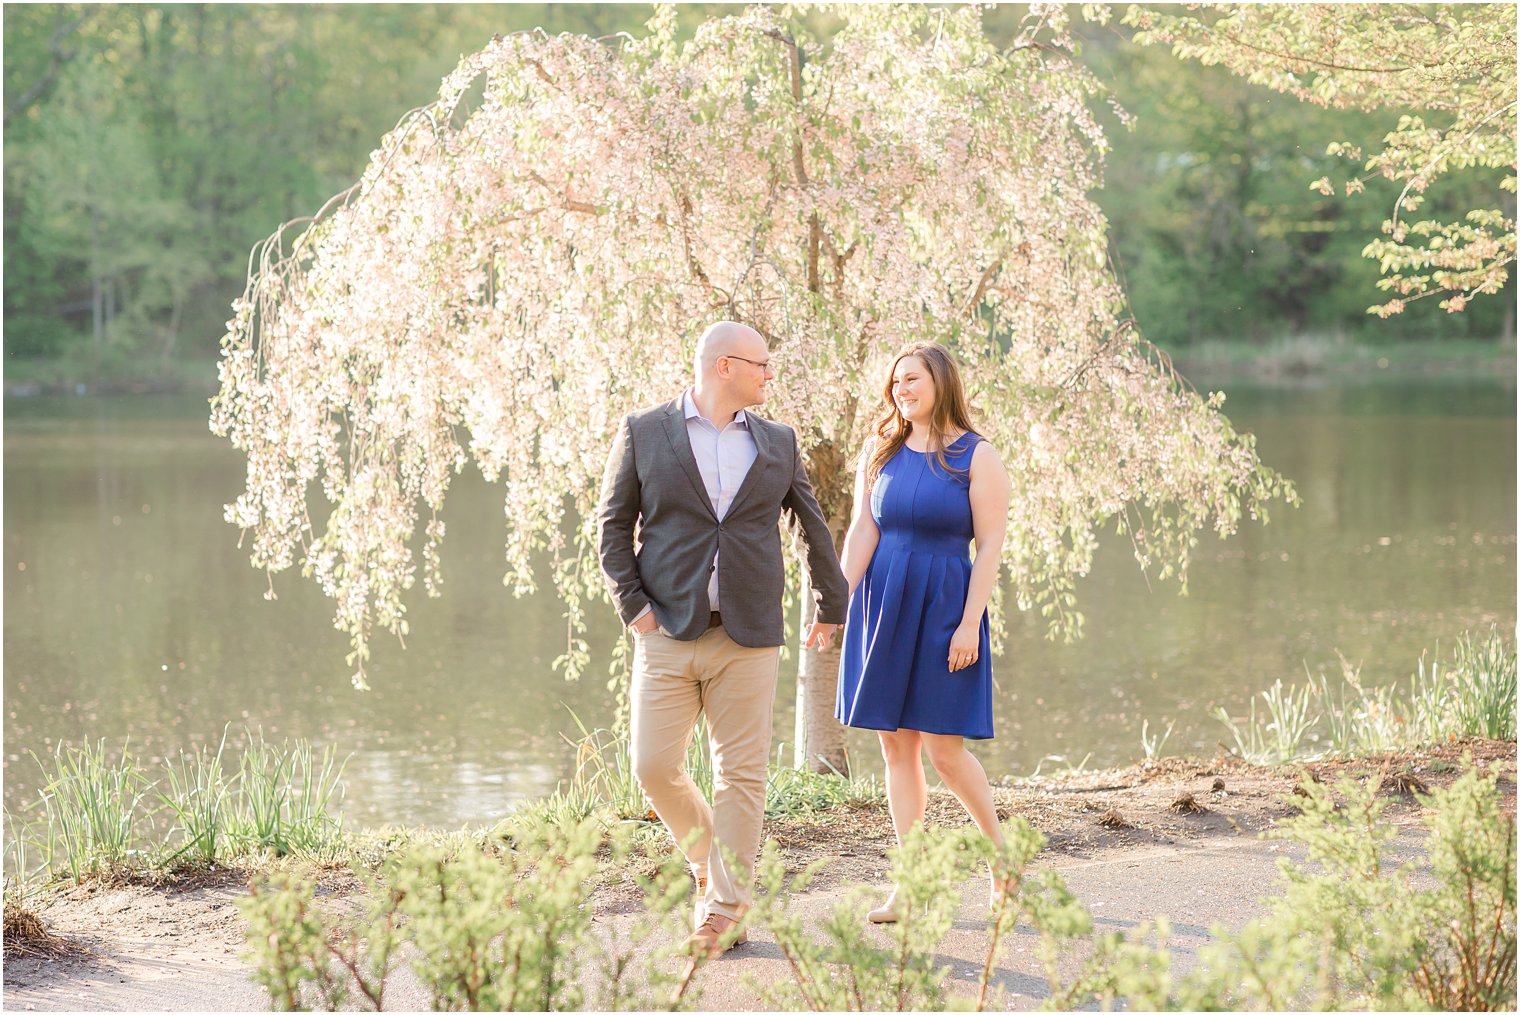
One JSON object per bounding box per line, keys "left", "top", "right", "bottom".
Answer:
{"left": 948, "top": 622, "right": 979, "bottom": 672}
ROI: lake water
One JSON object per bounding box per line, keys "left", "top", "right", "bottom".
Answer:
{"left": 4, "top": 378, "right": 1514, "bottom": 828}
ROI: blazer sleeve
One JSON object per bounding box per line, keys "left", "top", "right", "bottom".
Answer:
{"left": 781, "top": 428, "right": 850, "bottom": 625}
{"left": 597, "top": 414, "right": 651, "bottom": 625}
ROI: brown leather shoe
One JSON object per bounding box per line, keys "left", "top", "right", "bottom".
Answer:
{"left": 684, "top": 912, "right": 747, "bottom": 958}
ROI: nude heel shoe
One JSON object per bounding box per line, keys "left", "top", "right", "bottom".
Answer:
{"left": 989, "top": 867, "right": 1016, "bottom": 912}
{"left": 867, "top": 889, "right": 902, "bottom": 924}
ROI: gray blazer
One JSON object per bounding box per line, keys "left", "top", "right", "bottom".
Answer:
{"left": 597, "top": 397, "right": 849, "bottom": 647}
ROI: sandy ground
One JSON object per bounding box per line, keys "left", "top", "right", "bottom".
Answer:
{"left": 4, "top": 739, "right": 1513, "bottom": 1012}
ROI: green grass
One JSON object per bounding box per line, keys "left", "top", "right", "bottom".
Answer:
{"left": 6, "top": 729, "right": 350, "bottom": 889}
{"left": 503, "top": 711, "right": 883, "bottom": 833}
{"left": 29, "top": 739, "right": 154, "bottom": 883}
{"left": 764, "top": 752, "right": 883, "bottom": 817}
{"left": 232, "top": 730, "right": 347, "bottom": 859}
{"left": 157, "top": 733, "right": 234, "bottom": 865}
{"left": 1212, "top": 627, "right": 1516, "bottom": 765}
{"left": 1440, "top": 629, "right": 1518, "bottom": 740}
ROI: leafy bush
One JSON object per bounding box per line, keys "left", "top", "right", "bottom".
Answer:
{"left": 744, "top": 818, "right": 1091, "bottom": 1011}
{"left": 239, "top": 818, "right": 702, "bottom": 1011}
{"left": 238, "top": 762, "right": 1515, "bottom": 1012}
{"left": 1071, "top": 762, "right": 1516, "bottom": 1010}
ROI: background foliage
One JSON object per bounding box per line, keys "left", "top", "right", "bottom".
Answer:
{"left": 4, "top": 3, "right": 1512, "bottom": 378}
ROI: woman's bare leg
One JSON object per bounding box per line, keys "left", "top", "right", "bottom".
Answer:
{"left": 921, "top": 731, "right": 1009, "bottom": 903}
{"left": 919, "top": 732, "right": 1004, "bottom": 846}
{"left": 878, "top": 729, "right": 927, "bottom": 847}
{"left": 870, "top": 729, "right": 927, "bottom": 922}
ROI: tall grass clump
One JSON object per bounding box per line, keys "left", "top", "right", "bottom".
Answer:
{"left": 8, "top": 730, "right": 350, "bottom": 885}
{"left": 563, "top": 708, "right": 646, "bottom": 819}
{"left": 764, "top": 748, "right": 883, "bottom": 817}
{"left": 1433, "top": 628, "right": 1517, "bottom": 741}
{"left": 29, "top": 739, "right": 153, "bottom": 883}
{"left": 232, "top": 730, "right": 347, "bottom": 858}
{"left": 518, "top": 711, "right": 882, "bottom": 829}
{"left": 2, "top": 806, "right": 60, "bottom": 958}
{"left": 1216, "top": 627, "right": 1516, "bottom": 764}
{"left": 1139, "top": 718, "right": 1175, "bottom": 762}
{"left": 158, "top": 732, "right": 234, "bottom": 864}
{"left": 1214, "top": 679, "right": 1318, "bottom": 764}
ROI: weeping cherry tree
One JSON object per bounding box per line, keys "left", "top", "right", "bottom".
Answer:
{"left": 211, "top": 4, "right": 1296, "bottom": 774}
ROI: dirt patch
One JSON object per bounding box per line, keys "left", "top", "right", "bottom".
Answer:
{"left": 593, "top": 737, "right": 1515, "bottom": 910}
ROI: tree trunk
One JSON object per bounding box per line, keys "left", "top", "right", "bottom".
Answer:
{"left": 794, "top": 570, "right": 848, "bottom": 775}
{"left": 90, "top": 256, "right": 103, "bottom": 346}
{"left": 794, "top": 510, "right": 849, "bottom": 775}
{"left": 90, "top": 200, "right": 103, "bottom": 348}
{"left": 161, "top": 290, "right": 182, "bottom": 359}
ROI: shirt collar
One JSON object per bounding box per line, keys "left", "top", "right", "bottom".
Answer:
{"left": 683, "top": 389, "right": 747, "bottom": 427}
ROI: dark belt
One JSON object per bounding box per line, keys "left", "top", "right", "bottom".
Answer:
{"left": 707, "top": 611, "right": 723, "bottom": 630}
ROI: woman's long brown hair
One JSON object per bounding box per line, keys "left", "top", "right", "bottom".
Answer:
{"left": 863, "top": 343, "right": 978, "bottom": 490}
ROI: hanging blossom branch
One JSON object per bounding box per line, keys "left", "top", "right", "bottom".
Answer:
{"left": 211, "top": 4, "right": 1296, "bottom": 689}
{"left": 1123, "top": 3, "right": 1517, "bottom": 316}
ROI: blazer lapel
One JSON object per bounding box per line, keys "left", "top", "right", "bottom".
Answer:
{"left": 725, "top": 413, "right": 773, "bottom": 516}
{"left": 662, "top": 400, "right": 720, "bottom": 521}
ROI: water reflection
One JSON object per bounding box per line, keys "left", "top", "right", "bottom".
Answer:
{"left": 4, "top": 378, "right": 1514, "bottom": 827}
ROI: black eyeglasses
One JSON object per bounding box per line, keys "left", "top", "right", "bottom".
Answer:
{"left": 724, "top": 354, "right": 774, "bottom": 371}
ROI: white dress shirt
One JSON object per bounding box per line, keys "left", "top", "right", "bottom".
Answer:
{"left": 634, "top": 390, "right": 759, "bottom": 626}
{"left": 683, "top": 389, "right": 758, "bottom": 613}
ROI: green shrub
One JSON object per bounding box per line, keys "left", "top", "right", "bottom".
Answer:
{"left": 239, "top": 818, "right": 702, "bottom": 1011}
{"left": 744, "top": 817, "right": 1091, "bottom": 1012}
{"left": 1070, "top": 761, "right": 1517, "bottom": 1010}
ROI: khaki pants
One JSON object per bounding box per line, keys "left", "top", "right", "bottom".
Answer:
{"left": 630, "top": 623, "right": 780, "bottom": 921}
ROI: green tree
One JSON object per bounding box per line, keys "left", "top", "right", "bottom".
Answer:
{"left": 1125, "top": 3, "right": 1517, "bottom": 319}
{"left": 20, "top": 57, "right": 205, "bottom": 355}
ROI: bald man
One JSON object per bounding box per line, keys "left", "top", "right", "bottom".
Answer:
{"left": 597, "top": 321, "right": 848, "bottom": 957}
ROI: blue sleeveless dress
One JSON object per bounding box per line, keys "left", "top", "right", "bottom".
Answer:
{"left": 835, "top": 433, "right": 994, "bottom": 739}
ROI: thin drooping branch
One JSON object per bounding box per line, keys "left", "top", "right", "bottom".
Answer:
{"left": 1391, "top": 99, "right": 1519, "bottom": 227}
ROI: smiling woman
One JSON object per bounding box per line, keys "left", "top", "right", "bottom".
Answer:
{"left": 835, "top": 342, "right": 1014, "bottom": 922}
